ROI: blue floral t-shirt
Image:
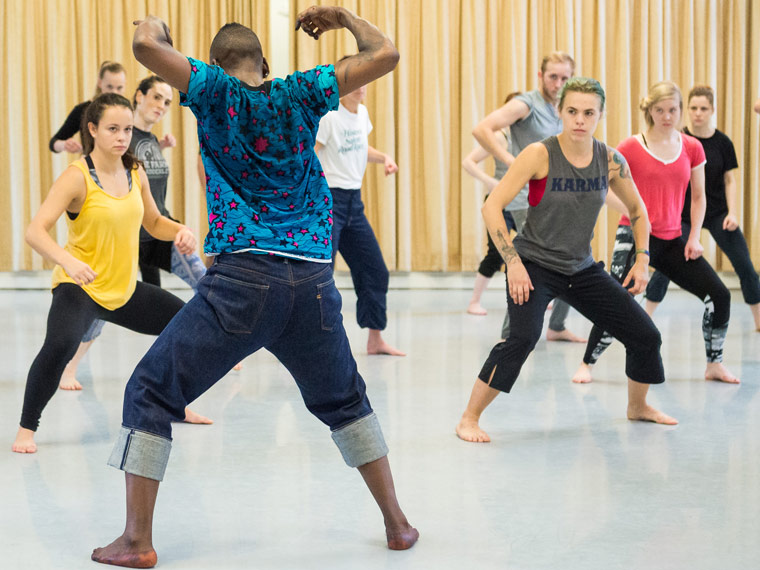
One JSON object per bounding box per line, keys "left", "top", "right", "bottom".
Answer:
{"left": 180, "top": 57, "right": 340, "bottom": 261}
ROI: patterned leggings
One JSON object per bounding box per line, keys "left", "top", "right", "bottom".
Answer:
{"left": 583, "top": 224, "right": 731, "bottom": 365}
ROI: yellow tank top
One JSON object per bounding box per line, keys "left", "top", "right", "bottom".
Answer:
{"left": 52, "top": 159, "right": 144, "bottom": 310}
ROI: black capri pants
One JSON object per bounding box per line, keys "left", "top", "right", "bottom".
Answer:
{"left": 479, "top": 258, "right": 664, "bottom": 393}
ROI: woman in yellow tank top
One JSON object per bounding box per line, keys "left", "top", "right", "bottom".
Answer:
{"left": 13, "top": 94, "right": 208, "bottom": 454}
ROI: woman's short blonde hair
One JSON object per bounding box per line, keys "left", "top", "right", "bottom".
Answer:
{"left": 640, "top": 81, "right": 683, "bottom": 128}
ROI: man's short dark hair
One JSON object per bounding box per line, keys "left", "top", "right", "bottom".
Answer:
{"left": 210, "top": 23, "right": 263, "bottom": 71}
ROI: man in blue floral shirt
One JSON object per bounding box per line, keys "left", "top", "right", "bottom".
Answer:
{"left": 93, "top": 7, "right": 417, "bottom": 568}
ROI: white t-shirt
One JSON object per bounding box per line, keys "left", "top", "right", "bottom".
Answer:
{"left": 315, "top": 102, "right": 373, "bottom": 189}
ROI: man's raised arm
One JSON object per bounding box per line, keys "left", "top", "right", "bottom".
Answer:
{"left": 133, "top": 16, "right": 191, "bottom": 94}
{"left": 295, "top": 6, "right": 398, "bottom": 96}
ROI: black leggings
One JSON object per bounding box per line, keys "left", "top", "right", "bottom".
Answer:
{"left": 584, "top": 224, "right": 731, "bottom": 366}
{"left": 20, "top": 282, "right": 185, "bottom": 431}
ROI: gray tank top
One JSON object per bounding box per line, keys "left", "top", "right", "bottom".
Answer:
{"left": 513, "top": 136, "right": 609, "bottom": 275}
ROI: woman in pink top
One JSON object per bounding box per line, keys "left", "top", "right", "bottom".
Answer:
{"left": 572, "top": 81, "right": 738, "bottom": 386}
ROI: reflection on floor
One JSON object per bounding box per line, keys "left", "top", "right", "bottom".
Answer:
{"left": 1, "top": 284, "right": 758, "bottom": 569}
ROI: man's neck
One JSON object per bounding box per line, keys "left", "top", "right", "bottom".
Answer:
{"left": 226, "top": 65, "right": 264, "bottom": 87}
{"left": 540, "top": 88, "right": 558, "bottom": 109}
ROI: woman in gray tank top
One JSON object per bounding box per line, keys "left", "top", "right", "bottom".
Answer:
{"left": 456, "top": 78, "right": 677, "bottom": 444}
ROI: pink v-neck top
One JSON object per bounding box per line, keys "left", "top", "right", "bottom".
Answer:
{"left": 617, "top": 133, "right": 705, "bottom": 239}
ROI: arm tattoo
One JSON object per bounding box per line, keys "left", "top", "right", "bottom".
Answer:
{"left": 630, "top": 214, "right": 641, "bottom": 227}
{"left": 608, "top": 150, "right": 630, "bottom": 179}
{"left": 495, "top": 229, "right": 520, "bottom": 265}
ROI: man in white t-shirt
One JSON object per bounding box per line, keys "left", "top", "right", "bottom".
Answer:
{"left": 315, "top": 82, "right": 404, "bottom": 356}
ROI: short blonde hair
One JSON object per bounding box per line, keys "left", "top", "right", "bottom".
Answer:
{"left": 640, "top": 81, "right": 683, "bottom": 128}
{"left": 540, "top": 52, "right": 575, "bottom": 74}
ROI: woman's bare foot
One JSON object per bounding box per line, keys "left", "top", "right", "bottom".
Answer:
{"left": 58, "top": 339, "right": 94, "bottom": 390}
{"left": 546, "top": 328, "right": 587, "bottom": 343}
{"left": 455, "top": 417, "right": 490, "bottom": 442}
{"left": 232, "top": 362, "right": 243, "bottom": 371}
{"left": 12, "top": 427, "right": 37, "bottom": 453}
{"left": 367, "top": 330, "right": 406, "bottom": 356}
{"left": 183, "top": 407, "right": 213, "bottom": 424}
{"left": 571, "top": 362, "right": 593, "bottom": 384}
{"left": 627, "top": 405, "right": 678, "bottom": 425}
{"left": 705, "top": 362, "right": 740, "bottom": 384}
{"left": 466, "top": 302, "right": 487, "bottom": 316}
{"left": 92, "top": 535, "right": 157, "bottom": 568}
{"left": 59, "top": 372, "right": 83, "bottom": 391}
{"left": 386, "top": 523, "right": 419, "bottom": 550}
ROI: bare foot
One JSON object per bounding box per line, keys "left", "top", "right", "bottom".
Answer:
{"left": 466, "top": 302, "right": 487, "bottom": 316}
{"left": 232, "top": 361, "right": 243, "bottom": 371}
{"left": 705, "top": 362, "right": 740, "bottom": 384}
{"left": 571, "top": 363, "right": 593, "bottom": 384}
{"left": 367, "top": 340, "right": 406, "bottom": 356}
{"left": 183, "top": 407, "right": 213, "bottom": 424}
{"left": 455, "top": 418, "right": 491, "bottom": 443}
{"left": 59, "top": 374, "right": 83, "bottom": 390}
{"left": 546, "top": 328, "right": 587, "bottom": 343}
{"left": 386, "top": 523, "right": 419, "bottom": 550}
{"left": 92, "top": 535, "right": 157, "bottom": 568}
{"left": 12, "top": 427, "right": 37, "bottom": 453}
{"left": 627, "top": 405, "right": 678, "bottom": 425}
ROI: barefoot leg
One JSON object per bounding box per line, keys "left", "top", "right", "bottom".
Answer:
{"left": 626, "top": 379, "right": 677, "bottom": 425}
{"left": 750, "top": 302, "right": 760, "bottom": 332}
{"left": 367, "top": 330, "right": 406, "bottom": 356}
{"left": 546, "top": 328, "right": 587, "bottom": 343}
{"left": 92, "top": 473, "right": 159, "bottom": 568}
{"left": 455, "top": 378, "right": 500, "bottom": 443}
{"left": 644, "top": 300, "right": 660, "bottom": 318}
{"left": 571, "top": 362, "right": 594, "bottom": 384}
{"left": 59, "top": 340, "right": 94, "bottom": 391}
{"left": 182, "top": 407, "right": 214, "bottom": 424}
{"left": 357, "top": 456, "right": 419, "bottom": 550}
{"left": 12, "top": 426, "right": 37, "bottom": 453}
{"left": 704, "top": 362, "right": 740, "bottom": 384}
{"left": 467, "top": 273, "right": 490, "bottom": 315}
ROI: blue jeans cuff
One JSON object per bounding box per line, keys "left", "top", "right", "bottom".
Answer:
{"left": 107, "top": 426, "right": 172, "bottom": 481}
{"left": 331, "top": 412, "right": 388, "bottom": 468}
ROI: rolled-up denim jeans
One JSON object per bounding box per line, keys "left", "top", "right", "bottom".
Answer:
{"left": 108, "top": 253, "right": 387, "bottom": 480}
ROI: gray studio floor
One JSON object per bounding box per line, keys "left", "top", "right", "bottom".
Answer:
{"left": 1, "top": 273, "right": 758, "bottom": 570}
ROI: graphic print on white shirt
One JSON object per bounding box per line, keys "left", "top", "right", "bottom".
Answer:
{"left": 316, "top": 103, "right": 373, "bottom": 189}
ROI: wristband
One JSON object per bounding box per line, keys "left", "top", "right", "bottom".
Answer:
{"left": 635, "top": 249, "right": 650, "bottom": 257}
